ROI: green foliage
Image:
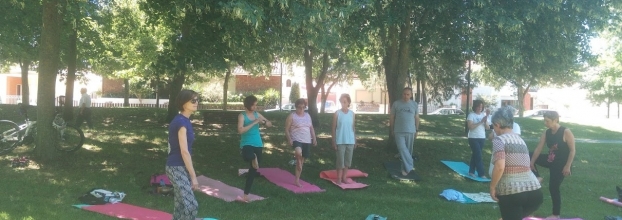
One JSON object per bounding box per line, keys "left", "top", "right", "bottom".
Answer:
{"left": 289, "top": 82, "right": 300, "bottom": 103}
{"left": 583, "top": 67, "right": 622, "bottom": 106}
{"left": 475, "top": 94, "right": 498, "bottom": 109}
{"left": 262, "top": 88, "right": 279, "bottom": 108}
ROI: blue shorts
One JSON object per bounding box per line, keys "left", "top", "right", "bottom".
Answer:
{"left": 292, "top": 141, "right": 311, "bottom": 158}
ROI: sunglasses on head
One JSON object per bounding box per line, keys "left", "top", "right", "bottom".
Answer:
{"left": 190, "top": 98, "right": 199, "bottom": 104}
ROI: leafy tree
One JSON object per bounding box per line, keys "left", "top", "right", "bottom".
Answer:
{"left": 289, "top": 82, "right": 300, "bottom": 104}
{"left": 583, "top": 67, "right": 622, "bottom": 118}
{"left": 474, "top": 0, "right": 610, "bottom": 116}
{"left": 0, "top": 0, "right": 42, "bottom": 106}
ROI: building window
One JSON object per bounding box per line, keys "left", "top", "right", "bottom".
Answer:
{"left": 17, "top": 84, "right": 22, "bottom": 96}
{"left": 286, "top": 79, "right": 292, "bottom": 87}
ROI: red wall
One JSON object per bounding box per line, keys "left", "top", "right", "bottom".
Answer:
{"left": 6, "top": 76, "right": 21, "bottom": 95}
{"left": 235, "top": 75, "right": 281, "bottom": 93}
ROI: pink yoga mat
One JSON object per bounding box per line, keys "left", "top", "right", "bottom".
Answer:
{"left": 196, "top": 175, "right": 265, "bottom": 202}
{"left": 319, "top": 169, "right": 369, "bottom": 189}
{"left": 77, "top": 203, "right": 216, "bottom": 220}
{"left": 600, "top": 196, "right": 622, "bottom": 207}
{"left": 257, "top": 168, "right": 325, "bottom": 194}
{"left": 81, "top": 203, "right": 174, "bottom": 220}
{"left": 523, "top": 217, "right": 582, "bottom": 220}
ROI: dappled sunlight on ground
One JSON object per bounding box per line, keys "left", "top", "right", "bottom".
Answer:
{"left": 82, "top": 144, "right": 102, "bottom": 152}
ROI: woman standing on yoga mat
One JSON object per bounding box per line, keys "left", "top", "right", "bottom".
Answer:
{"left": 467, "top": 100, "right": 490, "bottom": 179}
{"left": 331, "top": 93, "right": 357, "bottom": 185}
{"left": 166, "top": 90, "right": 200, "bottom": 220}
{"left": 530, "top": 111, "right": 576, "bottom": 219}
{"left": 238, "top": 95, "right": 273, "bottom": 202}
{"left": 285, "top": 98, "right": 317, "bottom": 187}
{"left": 490, "top": 107, "right": 543, "bottom": 220}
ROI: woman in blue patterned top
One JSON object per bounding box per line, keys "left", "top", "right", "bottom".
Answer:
{"left": 490, "top": 106, "right": 542, "bottom": 220}
{"left": 166, "top": 90, "right": 200, "bottom": 220}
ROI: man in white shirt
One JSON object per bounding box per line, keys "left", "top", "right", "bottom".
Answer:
{"left": 76, "top": 88, "right": 93, "bottom": 129}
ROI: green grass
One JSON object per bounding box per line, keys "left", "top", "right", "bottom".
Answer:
{"left": 1, "top": 105, "right": 622, "bottom": 219}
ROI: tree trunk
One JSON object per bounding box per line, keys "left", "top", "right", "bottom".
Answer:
{"left": 165, "top": 5, "right": 193, "bottom": 123}
{"left": 606, "top": 101, "right": 610, "bottom": 119}
{"left": 64, "top": 28, "right": 77, "bottom": 121}
{"left": 304, "top": 46, "right": 329, "bottom": 127}
{"left": 155, "top": 79, "right": 160, "bottom": 107}
{"left": 415, "top": 78, "right": 421, "bottom": 103}
{"left": 382, "top": 14, "right": 413, "bottom": 151}
{"left": 319, "top": 86, "right": 326, "bottom": 113}
{"left": 517, "top": 84, "right": 531, "bottom": 118}
{"left": 20, "top": 59, "right": 31, "bottom": 106}
{"left": 223, "top": 67, "right": 231, "bottom": 111}
{"left": 123, "top": 79, "right": 130, "bottom": 107}
{"left": 422, "top": 78, "right": 427, "bottom": 115}
{"left": 166, "top": 73, "right": 186, "bottom": 122}
{"left": 35, "top": 0, "right": 63, "bottom": 162}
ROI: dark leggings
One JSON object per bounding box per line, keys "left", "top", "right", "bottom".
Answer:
{"left": 531, "top": 152, "right": 567, "bottom": 215}
{"left": 497, "top": 189, "right": 543, "bottom": 220}
{"left": 242, "top": 146, "right": 263, "bottom": 195}
{"left": 468, "top": 138, "right": 486, "bottom": 177}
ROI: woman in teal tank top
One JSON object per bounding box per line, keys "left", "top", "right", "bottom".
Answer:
{"left": 237, "top": 95, "right": 272, "bottom": 202}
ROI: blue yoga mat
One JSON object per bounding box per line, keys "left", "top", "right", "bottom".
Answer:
{"left": 441, "top": 160, "right": 490, "bottom": 182}
{"left": 365, "top": 214, "right": 388, "bottom": 220}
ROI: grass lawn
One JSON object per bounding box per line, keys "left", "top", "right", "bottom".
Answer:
{"left": 1, "top": 105, "right": 621, "bottom": 220}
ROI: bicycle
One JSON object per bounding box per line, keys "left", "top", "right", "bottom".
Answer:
{"left": 0, "top": 104, "right": 85, "bottom": 155}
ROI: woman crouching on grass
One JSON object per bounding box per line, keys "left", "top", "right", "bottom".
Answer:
{"left": 490, "top": 106, "right": 543, "bottom": 220}
{"left": 237, "top": 95, "right": 273, "bottom": 202}
{"left": 285, "top": 98, "right": 317, "bottom": 187}
{"left": 166, "top": 90, "right": 200, "bottom": 220}
{"left": 331, "top": 94, "right": 357, "bottom": 185}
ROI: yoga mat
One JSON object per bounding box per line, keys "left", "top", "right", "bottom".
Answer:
{"left": 383, "top": 161, "right": 421, "bottom": 181}
{"left": 257, "top": 168, "right": 325, "bottom": 194}
{"left": 600, "top": 196, "right": 622, "bottom": 207}
{"left": 74, "top": 203, "right": 217, "bottom": 220}
{"left": 365, "top": 214, "right": 388, "bottom": 220}
{"left": 319, "top": 169, "right": 369, "bottom": 189}
{"left": 462, "top": 192, "right": 496, "bottom": 203}
{"left": 441, "top": 160, "right": 490, "bottom": 182}
{"left": 196, "top": 175, "right": 265, "bottom": 202}
{"left": 523, "top": 217, "right": 582, "bottom": 220}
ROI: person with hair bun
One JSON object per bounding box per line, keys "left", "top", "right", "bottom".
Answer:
{"left": 490, "top": 106, "right": 543, "bottom": 220}
{"left": 331, "top": 93, "right": 357, "bottom": 185}
{"left": 237, "top": 95, "right": 273, "bottom": 202}
{"left": 530, "top": 111, "right": 576, "bottom": 219}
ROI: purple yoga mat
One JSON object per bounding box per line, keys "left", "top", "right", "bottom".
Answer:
{"left": 196, "top": 175, "right": 265, "bottom": 202}
{"left": 257, "top": 168, "right": 325, "bottom": 194}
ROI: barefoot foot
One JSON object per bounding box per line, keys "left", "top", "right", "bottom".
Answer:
{"left": 251, "top": 154, "right": 259, "bottom": 169}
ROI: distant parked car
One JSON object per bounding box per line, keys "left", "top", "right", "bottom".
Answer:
{"left": 318, "top": 101, "right": 337, "bottom": 113}
{"left": 264, "top": 103, "right": 307, "bottom": 112}
{"left": 523, "top": 109, "right": 555, "bottom": 117}
{"left": 428, "top": 108, "right": 465, "bottom": 115}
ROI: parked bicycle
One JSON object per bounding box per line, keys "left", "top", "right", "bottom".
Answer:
{"left": 0, "top": 104, "right": 85, "bottom": 155}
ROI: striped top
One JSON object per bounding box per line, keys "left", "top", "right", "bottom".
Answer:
{"left": 288, "top": 112, "right": 312, "bottom": 143}
{"left": 492, "top": 133, "right": 541, "bottom": 196}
